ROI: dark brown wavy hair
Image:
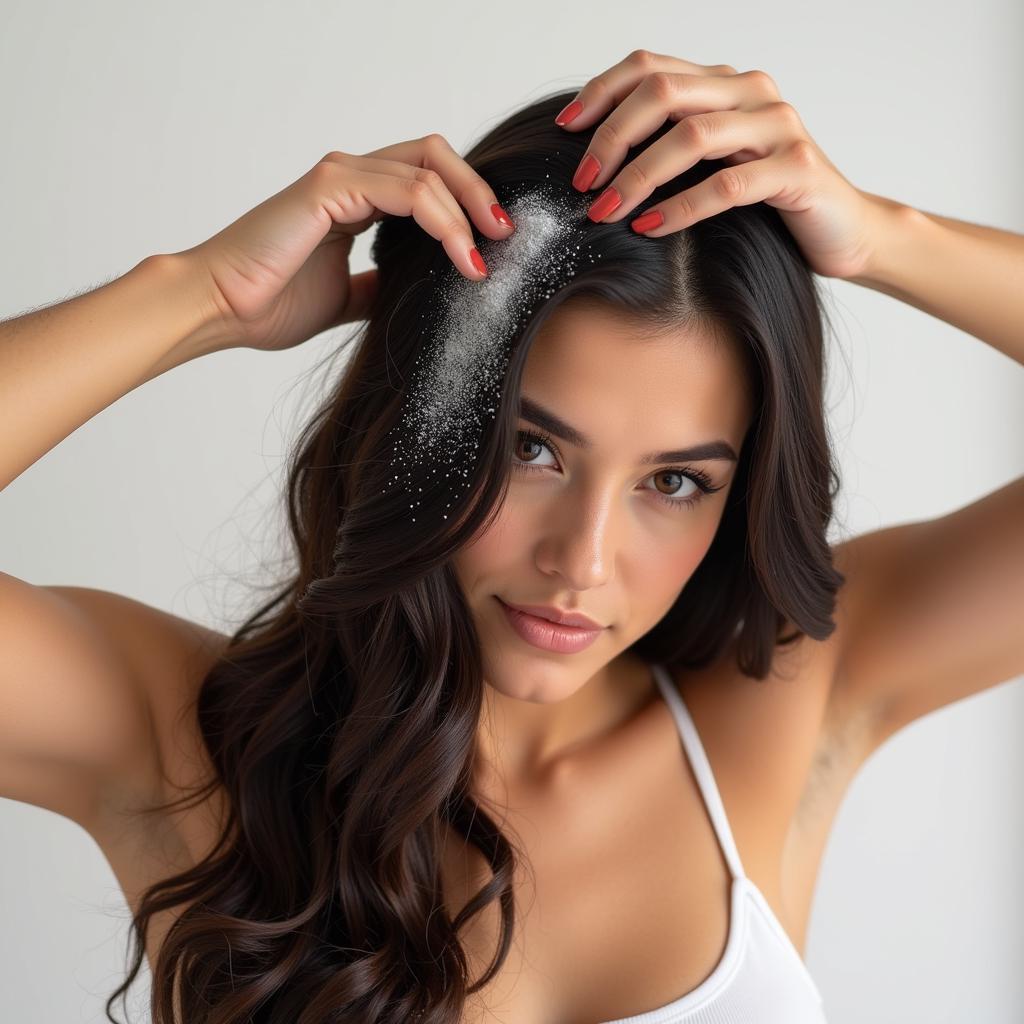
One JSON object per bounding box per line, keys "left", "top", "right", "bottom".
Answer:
{"left": 105, "top": 85, "right": 846, "bottom": 1024}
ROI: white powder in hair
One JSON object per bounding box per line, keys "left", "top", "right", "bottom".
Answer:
{"left": 382, "top": 182, "right": 606, "bottom": 522}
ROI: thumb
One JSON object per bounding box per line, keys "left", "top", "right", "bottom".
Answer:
{"left": 336, "top": 267, "right": 380, "bottom": 325}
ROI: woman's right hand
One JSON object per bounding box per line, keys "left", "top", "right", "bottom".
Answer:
{"left": 178, "top": 136, "right": 516, "bottom": 354}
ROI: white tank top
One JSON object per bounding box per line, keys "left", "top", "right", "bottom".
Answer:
{"left": 599, "top": 662, "right": 829, "bottom": 1023}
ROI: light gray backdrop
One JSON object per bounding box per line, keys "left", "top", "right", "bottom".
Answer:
{"left": 1, "top": 0, "right": 1022, "bottom": 1021}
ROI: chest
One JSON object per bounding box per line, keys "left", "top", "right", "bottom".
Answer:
{"left": 91, "top": 650, "right": 853, "bottom": 1024}
{"left": 442, "top": 678, "right": 825, "bottom": 1024}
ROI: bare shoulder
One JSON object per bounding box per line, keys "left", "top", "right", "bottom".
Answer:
{"left": 0, "top": 576, "right": 231, "bottom": 830}
{"left": 59, "top": 588, "right": 234, "bottom": 812}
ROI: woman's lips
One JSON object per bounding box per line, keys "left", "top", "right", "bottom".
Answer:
{"left": 495, "top": 597, "right": 605, "bottom": 654}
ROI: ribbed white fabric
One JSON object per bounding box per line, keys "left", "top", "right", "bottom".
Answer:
{"left": 599, "top": 663, "right": 828, "bottom": 1024}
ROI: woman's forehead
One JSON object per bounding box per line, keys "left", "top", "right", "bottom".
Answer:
{"left": 525, "top": 302, "right": 750, "bottom": 419}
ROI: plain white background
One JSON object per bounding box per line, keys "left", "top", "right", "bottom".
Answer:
{"left": 1, "top": 1, "right": 1022, "bottom": 1021}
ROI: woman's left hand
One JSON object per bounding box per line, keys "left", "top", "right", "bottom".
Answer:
{"left": 555, "top": 50, "right": 885, "bottom": 281}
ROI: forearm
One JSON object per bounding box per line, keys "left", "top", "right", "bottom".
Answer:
{"left": 0, "top": 254, "right": 222, "bottom": 492}
{"left": 847, "top": 192, "right": 1024, "bottom": 367}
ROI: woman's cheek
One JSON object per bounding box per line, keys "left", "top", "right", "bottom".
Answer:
{"left": 642, "top": 529, "right": 718, "bottom": 610}
{"left": 451, "top": 497, "right": 523, "bottom": 579}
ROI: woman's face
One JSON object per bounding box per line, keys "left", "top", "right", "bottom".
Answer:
{"left": 451, "top": 297, "right": 753, "bottom": 711}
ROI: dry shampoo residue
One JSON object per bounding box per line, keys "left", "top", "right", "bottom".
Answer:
{"left": 382, "top": 183, "right": 605, "bottom": 521}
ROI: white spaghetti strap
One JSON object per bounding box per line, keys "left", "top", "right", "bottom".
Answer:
{"left": 651, "top": 662, "right": 747, "bottom": 882}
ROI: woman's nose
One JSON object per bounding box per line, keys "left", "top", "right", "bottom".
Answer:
{"left": 533, "top": 494, "right": 619, "bottom": 590}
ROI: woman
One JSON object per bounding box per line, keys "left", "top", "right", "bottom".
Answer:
{"left": 2, "top": 50, "right": 1021, "bottom": 1024}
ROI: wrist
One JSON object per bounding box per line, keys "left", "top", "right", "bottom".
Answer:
{"left": 132, "top": 251, "right": 229, "bottom": 369}
{"left": 844, "top": 194, "right": 935, "bottom": 295}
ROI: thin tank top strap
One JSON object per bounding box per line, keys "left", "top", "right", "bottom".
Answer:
{"left": 651, "top": 662, "right": 747, "bottom": 881}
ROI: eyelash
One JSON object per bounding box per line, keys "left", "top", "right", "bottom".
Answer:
{"left": 511, "top": 429, "right": 724, "bottom": 512}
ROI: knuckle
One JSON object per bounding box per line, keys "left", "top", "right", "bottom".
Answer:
{"left": 645, "top": 70, "right": 677, "bottom": 101}
{"left": 308, "top": 159, "right": 339, "bottom": 188}
{"left": 407, "top": 178, "right": 433, "bottom": 201}
{"left": 319, "top": 149, "right": 347, "bottom": 165}
{"left": 675, "top": 191, "right": 698, "bottom": 222}
{"left": 788, "top": 138, "right": 818, "bottom": 169}
{"left": 767, "top": 100, "right": 802, "bottom": 128}
{"left": 421, "top": 134, "right": 458, "bottom": 161}
{"left": 713, "top": 168, "right": 746, "bottom": 199}
{"left": 624, "top": 161, "right": 650, "bottom": 190}
{"left": 715, "top": 63, "right": 739, "bottom": 76}
{"left": 627, "top": 48, "right": 658, "bottom": 69}
{"left": 740, "top": 68, "right": 779, "bottom": 95}
{"left": 594, "top": 118, "right": 624, "bottom": 147}
{"left": 676, "top": 113, "right": 714, "bottom": 146}
{"left": 414, "top": 167, "right": 445, "bottom": 191}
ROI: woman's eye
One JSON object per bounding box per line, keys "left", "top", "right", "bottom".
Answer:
{"left": 511, "top": 430, "right": 721, "bottom": 511}
{"left": 512, "top": 432, "right": 558, "bottom": 469}
{"left": 643, "top": 470, "right": 703, "bottom": 509}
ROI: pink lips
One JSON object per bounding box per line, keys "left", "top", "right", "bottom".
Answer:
{"left": 496, "top": 597, "right": 607, "bottom": 654}
{"left": 500, "top": 599, "right": 605, "bottom": 631}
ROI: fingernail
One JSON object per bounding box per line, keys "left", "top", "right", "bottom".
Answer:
{"left": 630, "top": 209, "right": 664, "bottom": 233}
{"left": 490, "top": 203, "right": 514, "bottom": 229}
{"left": 587, "top": 186, "right": 622, "bottom": 222}
{"left": 572, "top": 153, "right": 601, "bottom": 192}
{"left": 469, "top": 246, "right": 488, "bottom": 276}
{"left": 555, "top": 98, "right": 584, "bottom": 126}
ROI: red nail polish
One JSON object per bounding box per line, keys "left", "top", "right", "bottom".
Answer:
{"left": 587, "top": 186, "right": 622, "bottom": 222}
{"left": 555, "top": 99, "right": 584, "bottom": 126}
{"left": 630, "top": 209, "right": 664, "bottom": 233}
{"left": 490, "top": 203, "right": 514, "bottom": 228}
{"left": 572, "top": 153, "right": 601, "bottom": 192}
{"left": 469, "top": 246, "right": 487, "bottom": 276}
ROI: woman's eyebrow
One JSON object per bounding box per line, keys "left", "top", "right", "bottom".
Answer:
{"left": 518, "top": 396, "right": 739, "bottom": 464}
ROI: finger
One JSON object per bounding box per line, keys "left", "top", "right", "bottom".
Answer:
{"left": 326, "top": 151, "right": 473, "bottom": 242}
{"left": 366, "top": 155, "right": 477, "bottom": 247}
{"left": 573, "top": 70, "right": 782, "bottom": 196}
{"left": 365, "top": 134, "right": 516, "bottom": 240}
{"left": 587, "top": 105, "right": 794, "bottom": 225}
{"left": 322, "top": 161, "right": 487, "bottom": 280}
{"left": 335, "top": 267, "right": 379, "bottom": 325}
{"left": 627, "top": 149, "right": 803, "bottom": 237}
{"left": 554, "top": 49, "right": 738, "bottom": 132}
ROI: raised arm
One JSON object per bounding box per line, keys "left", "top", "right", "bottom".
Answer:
{"left": 0, "top": 255, "right": 228, "bottom": 826}
{"left": 0, "top": 141, "right": 518, "bottom": 829}
{"left": 847, "top": 192, "right": 1024, "bottom": 365}
{"left": 827, "top": 199, "right": 1024, "bottom": 750}
{"left": 0, "top": 253, "right": 222, "bottom": 493}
